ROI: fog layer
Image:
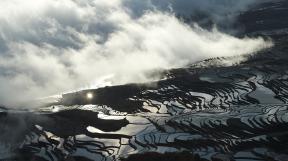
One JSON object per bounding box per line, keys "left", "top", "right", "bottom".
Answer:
{"left": 0, "top": 0, "right": 272, "bottom": 107}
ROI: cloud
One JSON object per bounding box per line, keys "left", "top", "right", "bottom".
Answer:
{"left": 0, "top": 0, "right": 273, "bottom": 107}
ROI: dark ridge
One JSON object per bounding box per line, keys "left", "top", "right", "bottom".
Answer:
{"left": 48, "top": 109, "right": 129, "bottom": 132}
{"left": 57, "top": 84, "right": 149, "bottom": 113}
{"left": 0, "top": 109, "right": 130, "bottom": 144}
{"left": 11, "top": 153, "right": 104, "bottom": 161}
{"left": 239, "top": 0, "right": 288, "bottom": 34}
{"left": 120, "top": 152, "right": 208, "bottom": 161}
{"left": 0, "top": 105, "right": 7, "bottom": 110}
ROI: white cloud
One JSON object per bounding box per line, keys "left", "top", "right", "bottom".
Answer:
{"left": 0, "top": 0, "right": 273, "bottom": 107}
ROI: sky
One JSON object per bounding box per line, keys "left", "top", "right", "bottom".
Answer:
{"left": 0, "top": 0, "right": 273, "bottom": 107}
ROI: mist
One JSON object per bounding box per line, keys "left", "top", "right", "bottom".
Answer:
{"left": 0, "top": 0, "right": 273, "bottom": 107}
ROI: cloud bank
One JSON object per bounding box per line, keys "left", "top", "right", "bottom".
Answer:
{"left": 0, "top": 0, "right": 272, "bottom": 107}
